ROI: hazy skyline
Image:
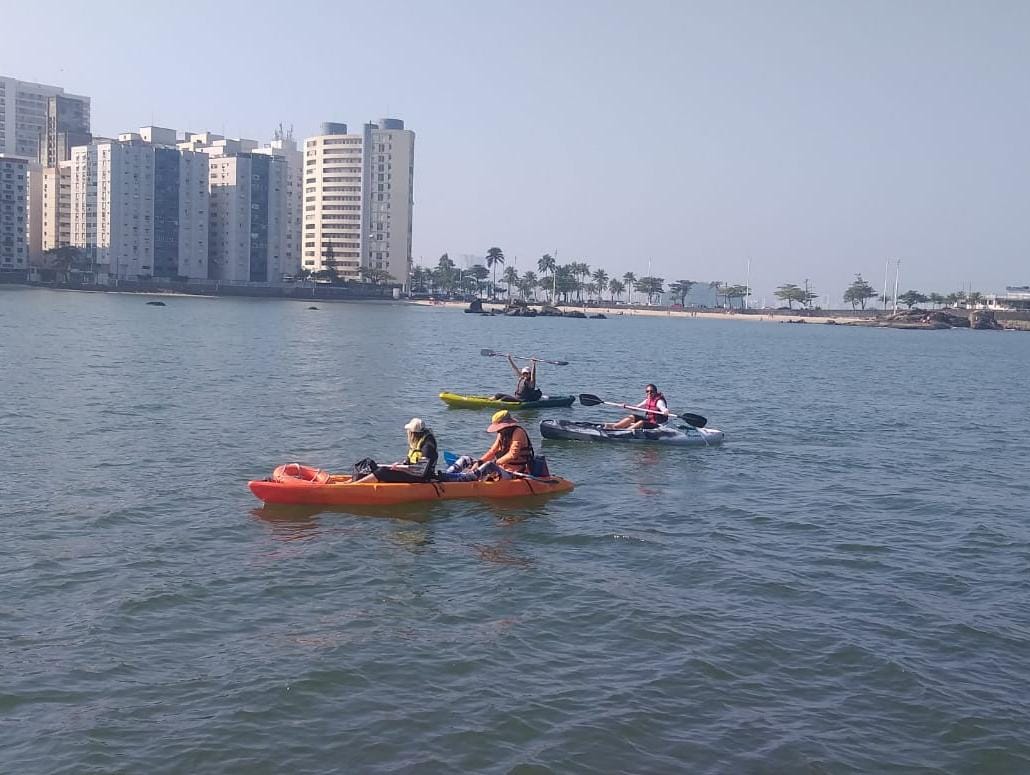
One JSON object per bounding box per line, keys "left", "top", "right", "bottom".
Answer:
{"left": 4, "top": 0, "right": 1028, "bottom": 301}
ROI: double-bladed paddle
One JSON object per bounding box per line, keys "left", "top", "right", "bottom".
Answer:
{"left": 481, "top": 349, "right": 569, "bottom": 366}
{"left": 578, "top": 393, "right": 708, "bottom": 428}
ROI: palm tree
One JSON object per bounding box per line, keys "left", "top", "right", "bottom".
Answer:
{"left": 668, "top": 280, "right": 695, "bottom": 306}
{"left": 411, "top": 265, "right": 432, "bottom": 293}
{"left": 571, "top": 262, "right": 590, "bottom": 302}
{"left": 502, "top": 266, "right": 519, "bottom": 300}
{"left": 537, "top": 254, "right": 556, "bottom": 302}
{"left": 553, "top": 264, "right": 575, "bottom": 304}
{"left": 709, "top": 280, "right": 725, "bottom": 307}
{"left": 592, "top": 268, "right": 609, "bottom": 299}
{"left": 520, "top": 270, "right": 538, "bottom": 300}
{"left": 608, "top": 278, "right": 625, "bottom": 303}
{"left": 485, "top": 247, "right": 505, "bottom": 298}
{"left": 622, "top": 272, "right": 636, "bottom": 304}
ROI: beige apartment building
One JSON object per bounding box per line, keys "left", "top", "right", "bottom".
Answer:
{"left": 302, "top": 118, "right": 414, "bottom": 286}
{"left": 42, "top": 160, "right": 72, "bottom": 250}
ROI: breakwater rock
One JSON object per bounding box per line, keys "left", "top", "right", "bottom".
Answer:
{"left": 860, "top": 308, "right": 1005, "bottom": 331}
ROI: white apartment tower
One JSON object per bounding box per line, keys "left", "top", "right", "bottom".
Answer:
{"left": 254, "top": 128, "right": 302, "bottom": 279}
{"left": 0, "top": 155, "right": 30, "bottom": 270}
{"left": 302, "top": 118, "right": 414, "bottom": 285}
{"left": 179, "top": 132, "right": 290, "bottom": 282}
{"left": 70, "top": 132, "right": 209, "bottom": 280}
{"left": 0, "top": 76, "right": 90, "bottom": 161}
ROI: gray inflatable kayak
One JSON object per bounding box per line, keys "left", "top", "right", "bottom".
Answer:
{"left": 540, "top": 419, "right": 724, "bottom": 446}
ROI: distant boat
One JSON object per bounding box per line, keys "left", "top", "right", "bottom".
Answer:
{"left": 146, "top": 300, "right": 166, "bottom": 306}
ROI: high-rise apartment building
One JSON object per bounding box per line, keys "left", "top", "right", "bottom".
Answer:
{"left": 366, "top": 119, "right": 414, "bottom": 285}
{"left": 0, "top": 154, "right": 30, "bottom": 270}
{"left": 70, "top": 130, "right": 209, "bottom": 281}
{"left": 302, "top": 118, "right": 414, "bottom": 285}
{"left": 43, "top": 95, "right": 92, "bottom": 166}
{"left": 42, "top": 160, "right": 72, "bottom": 250}
{"left": 0, "top": 76, "right": 90, "bottom": 161}
{"left": 254, "top": 128, "right": 302, "bottom": 279}
{"left": 179, "top": 132, "right": 290, "bottom": 282}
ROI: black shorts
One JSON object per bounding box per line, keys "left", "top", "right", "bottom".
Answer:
{"left": 374, "top": 467, "right": 432, "bottom": 484}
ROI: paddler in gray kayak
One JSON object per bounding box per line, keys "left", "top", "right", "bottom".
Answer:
{"left": 604, "top": 384, "right": 669, "bottom": 430}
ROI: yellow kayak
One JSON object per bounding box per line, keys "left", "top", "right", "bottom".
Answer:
{"left": 439, "top": 392, "right": 576, "bottom": 409}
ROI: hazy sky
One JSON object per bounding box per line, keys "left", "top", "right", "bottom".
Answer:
{"left": 4, "top": 0, "right": 1028, "bottom": 301}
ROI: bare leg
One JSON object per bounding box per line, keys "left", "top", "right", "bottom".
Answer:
{"left": 604, "top": 416, "right": 637, "bottom": 430}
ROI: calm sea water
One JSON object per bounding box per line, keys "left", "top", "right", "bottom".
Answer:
{"left": 2, "top": 287, "right": 1029, "bottom": 773}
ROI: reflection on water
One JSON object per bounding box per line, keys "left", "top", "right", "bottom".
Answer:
{"left": 470, "top": 538, "right": 534, "bottom": 568}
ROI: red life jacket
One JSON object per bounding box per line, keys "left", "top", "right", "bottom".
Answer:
{"left": 643, "top": 392, "right": 668, "bottom": 424}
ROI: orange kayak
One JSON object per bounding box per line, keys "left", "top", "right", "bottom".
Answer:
{"left": 248, "top": 463, "right": 575, "bottom": 506}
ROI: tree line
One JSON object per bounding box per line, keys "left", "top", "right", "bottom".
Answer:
{"left": 839, "top": 274, "right": 985, "bottom": 310}
{"left": 411, "top": 248, "right": 750, "bottom": 307}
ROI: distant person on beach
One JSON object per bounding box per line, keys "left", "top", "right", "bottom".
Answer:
{"left": 492, "top": 354, "right": 542, "bottom": 402}
{"left": 605, "top": 384, "right": 669, "bottom": 430}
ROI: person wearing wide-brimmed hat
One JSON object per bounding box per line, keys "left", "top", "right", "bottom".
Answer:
{"left": 474, "top": 409, "right": 536, "bottom": 479}
{"left": 491, "top": 354, "right": 543, "bottom": 403}
{"left": 355, "top": 417, "right": 439, "bottom": 483}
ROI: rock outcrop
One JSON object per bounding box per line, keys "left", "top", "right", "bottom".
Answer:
{"left": 970, "top": 310, "right": 1003, "bottom": 330}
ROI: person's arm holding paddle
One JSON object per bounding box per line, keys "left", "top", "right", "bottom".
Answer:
{"left": 506, "top": 354, "right": 521, "bottom": 377}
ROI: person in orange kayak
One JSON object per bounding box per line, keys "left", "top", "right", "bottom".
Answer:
{"left": 605, "top": 384, "right": 670, "bottom": 430}
{"left": 474, "top": 409, "right": 536, "bottom": 478}
{"left": 491, "top": 354, "right": 542, "bottom": 403}
{"left": 355, "top": 417, "right": 439, "bottom": 483}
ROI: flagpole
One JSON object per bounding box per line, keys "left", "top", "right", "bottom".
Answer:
{"left": 745, "top": 258, "right": 751, "bottom": 311}
{"left": 882, "top": 259, "right": 889, "bottom": 313}
{"left": 893, "top": 259, "right": 901, "bottom": 314}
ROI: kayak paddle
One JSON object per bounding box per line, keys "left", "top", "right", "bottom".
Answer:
{"left": 480, "top": 349, "right": 569, "bottom": 366}
{"left": 578, "top": 393, "right": 708, "bottom": 428}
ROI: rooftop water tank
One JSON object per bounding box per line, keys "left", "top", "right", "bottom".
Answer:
{"left": 320, "top": 122, "right": 348, "bottom": 136}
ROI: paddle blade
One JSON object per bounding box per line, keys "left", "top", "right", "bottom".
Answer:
{"left": 480, "top": 349, "right": 498, "bottom": 357}
{"left": 443, "top": 451, "right": 460, "bottom": 466}
{"left": 578, "top": 393, "right": 603, "bottom": 407}
{"left": 678, "top": 413, "right": 707, "bottom": 428}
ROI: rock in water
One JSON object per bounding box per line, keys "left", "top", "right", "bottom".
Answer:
{"left": 146, "top": 300, "right": 166, "bottom": 306}
{"left": 970, "top": 310, "right": 1002, "bottom": 330}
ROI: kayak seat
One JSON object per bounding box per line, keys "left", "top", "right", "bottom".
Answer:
{"left": 530, "top": 456, "right": 551, "bottom": 477}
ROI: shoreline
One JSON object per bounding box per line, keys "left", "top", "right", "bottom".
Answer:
{"left": 407, "top": 299, "right": 877, "bottom": 325}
